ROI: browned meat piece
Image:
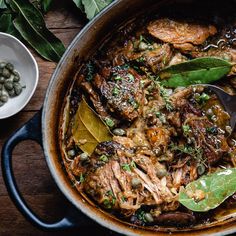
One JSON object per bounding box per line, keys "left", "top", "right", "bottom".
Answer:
{"left": 185, "top": 114, "right": 229, "bottom": 165}
{"left": 154, "top": 212, "right": 196, "bottom": 226}
{"left": 81, "top": 80, "right": 118, "bottom": 126}
{"left": 148, "top": 18, "right": 217, "bottom": 53}
{"left": 92, "top": 68, "right": 143, "bottom": 122}
{"left": 84, "top": 141, "right": 177, "bottom": 216}
{"left": 145, "top": 127, "right": 171, "bottom": 154}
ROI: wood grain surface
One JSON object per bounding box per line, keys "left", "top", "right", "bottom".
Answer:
{"left": 0, "top": 2, "right": 118, "bottom": 236}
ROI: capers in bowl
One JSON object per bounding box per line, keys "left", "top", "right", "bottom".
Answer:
{"left": 0, "top": 60, "right": 25, "bottom": 107}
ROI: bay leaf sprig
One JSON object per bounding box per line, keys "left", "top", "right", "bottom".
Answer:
{"left": 72, "top": 98, "right": 113, "bottom": 155}
{"left": 0, "top": 0, "right": 65, "bottom": 62}
{"left": 8, "top": 0, "right": 65, "bottom": 62}
{"left": 159, "top": 57, "right": 232, "bottom": 88}
{"left": 73, "top": 0, "right": 113, "bottom": 20}
{"left": 179, "top": 168, "right": 236, "bottom": 212}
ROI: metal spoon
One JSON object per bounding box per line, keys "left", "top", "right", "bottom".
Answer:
{"left": 202, "top": 84, "right": 236, "bottom": 130}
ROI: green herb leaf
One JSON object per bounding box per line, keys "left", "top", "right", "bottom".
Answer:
{"left": 72, "top": 99, "right": 113, "bottom": 155}
{"left": 179, "top": 168, "right": 236, "bottom": 212}
{"left": 73, "top": 0, "right": 83, "bottom": 10}
{"left": 159, "top": 57, "right": 232, "bottom": 88}
{"left": 9, "top": 0, "right": 65, "bottom": 62}
{"left": 0, "top": 13, "right": 20, "bottom": 37}
{"left": 41, "top": 0, "right": 52, "bottom": 12}
{"left": 81, "top": 0, "right": 113, "bottom": 20}
{"left": 0, "top": 0, "right": 7, "bottom": 8}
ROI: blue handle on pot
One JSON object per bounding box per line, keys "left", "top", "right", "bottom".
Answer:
{"left": 1, "top": 110, "right": 94, "bottom": 231}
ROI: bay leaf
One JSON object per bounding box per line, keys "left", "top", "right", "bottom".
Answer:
{"left": 72, "top": 99, "right": 112, "bottom": 155}
{"left": 159, "top": 57, "right": 232, "bottom": 88}
{"left": 0, "top": 0, "right": 7, "bottom": 8}
{"left": 73, "top": 0, "right": 83, "bottom": 11}
{"left": 179, "top": 168, "right": 236, "bottom": 212}
{"left": 82, "top": 0, "right": 113, "bottom": 20}
{"left": 41, "top": 0, "right": 52, "bottom": 13}
{"left": 0, "top": 13, "right": 20, "bottom": 37}
{"left": 9, "top": 0, "right": 65, "bottom": 62}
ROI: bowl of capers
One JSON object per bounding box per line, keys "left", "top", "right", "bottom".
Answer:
{"left": 0, "top": 32, "right": 39, "bottom": 119}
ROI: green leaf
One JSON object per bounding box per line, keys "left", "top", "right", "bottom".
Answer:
{"left": 72, "top": 99, "right": 113, "bottom": 155}
{"left": 41, "top": 0, "right": 52, "bottom": 12}
{"left": 179, "top": 168, "right": 236, "bottom": 212}
{"left": 9, "top": 0, "right": 65, "bottom": 62}
{"left": 0, "top": 13, "right": 20, "bottom": 37}
{"left": 73, "top": 0, "right": 83, "bottom": 11}
{"left": 82, "top": 0, "right": 113, "bottom": 20}
{"left": 0, "top": 0, "right": 7, "bottom": 9}
{"left": 159, "top": 57, "right": 232, "bottom": 88}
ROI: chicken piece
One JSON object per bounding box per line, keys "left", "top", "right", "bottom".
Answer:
{"left": 148, "top": 18, "right": 217, "bottom": 53}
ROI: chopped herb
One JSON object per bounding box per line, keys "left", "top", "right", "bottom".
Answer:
{"left": 206, "top": 126, "right": 218, "bottom": 135}
{"left": 104, "top": 117, "right": 115, "bottom": 128}
{"left": 182, "top": 125, "right": 191, "bottom": 135}
{"left": 99, "top": 154, "right": 109, "bottom": 162}
{"left": 159, "top": 85, "right": 174, "bottom": 111}
{"left": 136, "top": 210, "right": 147, "bottom": 223}
{"left": 103, "top": 199, "right": 112, "bottom": 209}
{"left": 112, "top": 86, "right": 120, "bottom": 96}
{"left": 156, "top": 111, "right": 166, "bottom": 123}
{"left": 170, "top": 143, "right": 205, "bottom": 165}
{"left": 196, "top": 92, "right": 210, "bottom": 104}
{"left": 79, "top": 173, "right": 84, "bottom": 183}
{"left": 106, "top": 190, "right": 114, "bottom": 197}
{"left": 136, "top": 57, "right": 145, "bottom": 63}
{"left": 121, "top": 196, "right": 127, "bottom": 202}
{"left": 130, "top": 160, "right": 136, "bottom": 168}
{"left": 114, "top": 76, "right": 123, "bottom": 81}
{"left": 128, "top": 97, "right": 139, "bottom": 109}
{"left": 85, "top": 61, "right": 95, "bottom": 81}
{"left": 127, "top": 73, "right": 135, "bottom": 82}
{"left": 122, "top": 163, "right": 131, "bottom": 172}
{"left": 122, "top": 161, "right": 136, "bottom": 172}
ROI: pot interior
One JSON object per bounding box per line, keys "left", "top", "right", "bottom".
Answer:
{"left": 42, "top": 0, "right": 236, "bottom": 235}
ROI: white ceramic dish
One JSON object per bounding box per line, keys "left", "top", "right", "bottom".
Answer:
{"left": 0, "top": 32, "right": 39, "bottom": 119}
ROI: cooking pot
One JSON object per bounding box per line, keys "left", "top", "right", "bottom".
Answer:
{"left": 2, "top": 0, "right": 236, "bottom": 235}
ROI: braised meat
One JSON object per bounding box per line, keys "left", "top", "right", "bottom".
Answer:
{"left": 61, "top": 4, "right": 236, "bottom": 229}
{"left": 148, "top": 18, "right": 217, "bottom": 53}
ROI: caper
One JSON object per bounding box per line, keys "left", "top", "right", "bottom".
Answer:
{"left": 0, "top": 77, "right": 5, "bottom": 84}
{"left": 4, "top": 80, "right": 13, "bottom": 90}
{"left": 13, "top": 82, "right": 23, "bottom": 95}
{"left": 6, "top": 63, "right": 14, "bottom": 71}
{"left": 8, "top": 89, "right": 16, "bottom": 97}
{"left": 144, "top": 213, "right": 154, "bottom": 223}
{"left": 80, "top": 152, "right": 89, "bottom": 161}
{"left": 197, "top": 164, "right": 206, "bottom": 176}
{"left": 113, "top": 128, "right": 126, "bottom": 136}
{"left": 131, "top": 177, "right": 141, "bottom": 188}
{"left": 138, "top": 41, "right": 148, "bottom": 51}
{"left": 68, "top": 149, "right": 75, "bottom": 157}
{"left": 13, "top": 75, "right": 20, "bottom": 82}
{"left": 0, "top": 68, "right": 3, "bottom": 75}
{"left": 0, "top": 94, "right": 8, "bottom": 103}
{"left": 156, "top": 168, "right": 167, "bottom": 178}
{"left": 0, "top": 62, "right": 6, "bottom": 69}
{"left": 225, "top": 126, "right": 232, "bottom": 134}
{"left": 2, "top": 68, "right": 11, "bottom": 78}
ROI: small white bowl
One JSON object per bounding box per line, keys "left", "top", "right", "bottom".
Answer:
{"left": 0, "top": 32, "right": 39, "bottom": 119}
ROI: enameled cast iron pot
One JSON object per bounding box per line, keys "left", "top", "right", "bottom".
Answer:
{"left": 2, "top": 0, "right": 236, "bottom": 235}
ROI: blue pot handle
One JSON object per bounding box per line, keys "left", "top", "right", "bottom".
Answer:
{"left": 1, "top": 110, "right": 95, "bottom": 230}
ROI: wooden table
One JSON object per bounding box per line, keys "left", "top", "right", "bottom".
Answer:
{"left": 0, "top": 2, "right": 117, "bottom": 235}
